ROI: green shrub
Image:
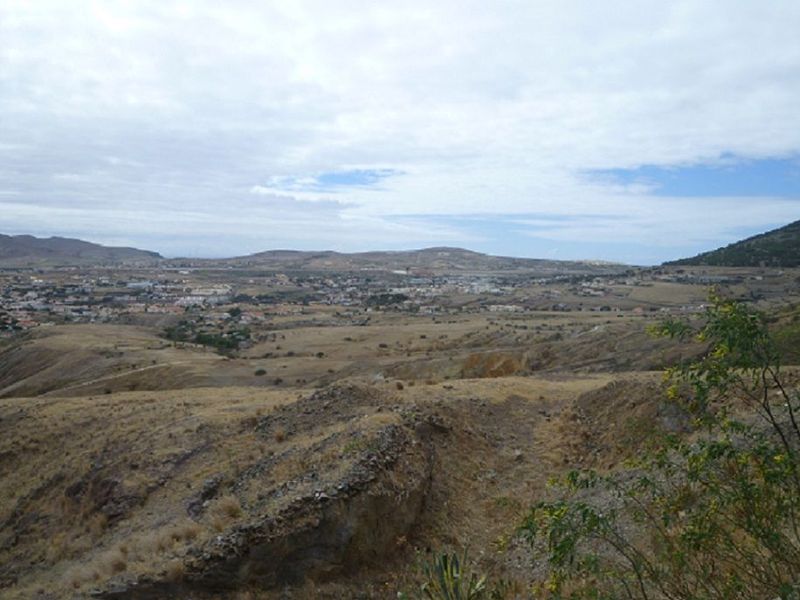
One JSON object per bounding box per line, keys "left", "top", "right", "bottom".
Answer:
{"left": 521, "top": 292, "right": 800, "bottom": 599}
{"left": 409, "top": 552, "right": 487, "bottom": 600}
{"left": 400, "top": 552, "right": 519, "bottom": 600}
{"left": 773, "top": 319, "right": 800, "bottom": 365}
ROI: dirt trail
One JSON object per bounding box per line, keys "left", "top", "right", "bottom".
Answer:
{"left": 42, "top": 361, "right": 194, "bottom": 395}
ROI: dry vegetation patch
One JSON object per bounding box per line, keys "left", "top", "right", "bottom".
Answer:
{"left": 1, "top": 344, "right": 716, "bottom": 600}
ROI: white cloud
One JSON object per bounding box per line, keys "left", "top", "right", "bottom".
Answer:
{"left": 515, "top": 196, "right": 800, "bottom": 247}
{"left": 0, "top": 0, "right": 798, "bottom": 261}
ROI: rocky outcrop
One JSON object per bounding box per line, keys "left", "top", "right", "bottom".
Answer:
{"left": 185, "top": 475, "right": 224, "bottom": 519}
{"left": 95, "top": 384, "right": 444, "bottom": 599}
{"left": 186, "top": 424, "right": 429, "bottom": 590}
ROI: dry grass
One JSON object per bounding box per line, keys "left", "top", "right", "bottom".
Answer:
{"left": 66, "top": 565, "right": 101, "bottom": 590}
{"left": 165, "top": 559, "right": 186, "bottom": 582}
{"left": 206, "top": 494, "right": 244, "bottom": 532}
{"left": 87, "top": 513, "right": 109, "bottom": 538}
{"left": 216, "top": 495, "right": 243, "bottom": 519}
{"left": 107, "top": 551, "right": 127, "bottom": 574}
{"left": 45, "top": 532, "right": 74, "bottom": 564}
{"left": 146, "top": 520, "right": 203, "bottom": 553}
{"left": 0, "top": 383, "right": 296, "bottom": 599}
{"left": 210, "top": 514, "right": 228, "bottom": 533}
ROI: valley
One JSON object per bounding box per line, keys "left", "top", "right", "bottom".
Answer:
{"left": 1, "top": 250, "right": 799, "bottom": 598}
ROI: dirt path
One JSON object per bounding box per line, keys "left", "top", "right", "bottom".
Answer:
{"left": 42, "top": 361, "right": 194, "bottom": 395}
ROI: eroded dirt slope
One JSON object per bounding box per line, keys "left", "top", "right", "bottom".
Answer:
{"left": 0, "top": 374, "right": 679, "bottom": 599}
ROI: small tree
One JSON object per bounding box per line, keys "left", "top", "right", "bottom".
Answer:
{"left": 521, "top": 292, "right": 800, "bottom": 599}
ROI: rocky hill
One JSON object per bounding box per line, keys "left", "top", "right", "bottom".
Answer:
{"left": 665, "top": 219, "right": 800, "bottom": 267}
{"left": 0, "top": 234, "right": 162, "bottom": 266}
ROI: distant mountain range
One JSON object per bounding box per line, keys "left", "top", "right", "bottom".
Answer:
{"left": 665, "top": 220, "right": 800, "bottom": 268}
{"left": 5, "top": 223, "right": 800, "bottom": 270}
{"left": 0, "top": 234, "right": 162, "bottom": 266}
{"left": 0, "top": 235, "right": 624, "bottom": 274}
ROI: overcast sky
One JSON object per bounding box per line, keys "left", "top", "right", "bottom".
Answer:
{"left": 1, "top": 1, "right": 799, "bottom": 264}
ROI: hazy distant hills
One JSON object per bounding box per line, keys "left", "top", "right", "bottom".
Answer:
{"left": 0, "top": 234, "right": 626, "bottom": 274}
{"left": 194, "top": 246, "right": 625, "bottom": 275}
{"left": 665, "top": 220, "right": 800, "bottom": 268}
{"left": 0, "top": 234, "right": 162, "bottom": 266}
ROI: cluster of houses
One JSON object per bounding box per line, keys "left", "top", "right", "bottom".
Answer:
{"left": 0, "top": 273, "right": 236, "bottom": 334}
{"left": 2, "top": 265, "right": 760, "bottom": 337}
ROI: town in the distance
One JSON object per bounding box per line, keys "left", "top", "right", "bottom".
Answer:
{"left": 1, "top": 223, "right": 799, "bottom": 394}
{"left": 3, "top": 226, "right": 798, "bottom": 338}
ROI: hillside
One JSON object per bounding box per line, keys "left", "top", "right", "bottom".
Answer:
{"left": 665, "top": 219, "right": 800, "bottom": 267}
{"left": 0, "top": 314, "right": 698, "bottom": 399}
{"left": 0, "top": 374, "right": 669, "bottom": 599}
{"left": 0, "top": 235, "right": 161, "bottom": 266}
{"left": 175, "top": 246, "right": 625, "bottom": 275}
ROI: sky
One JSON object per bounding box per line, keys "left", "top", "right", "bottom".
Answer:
{"left": 1, "top": 1, "right": 799, "bottom": 264}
